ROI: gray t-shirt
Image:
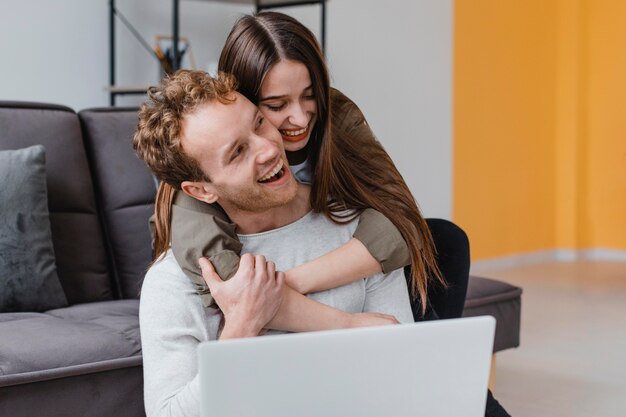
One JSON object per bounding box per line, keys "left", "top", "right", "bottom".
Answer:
{"left": 139, "top": 211, "right": 413, "bottom": 417}
{"left": 290, "top": 158, "right": 314, "bottom": 184}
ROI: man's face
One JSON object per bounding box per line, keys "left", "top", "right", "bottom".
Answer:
{"left": 180, "top": 93, "right": 298, "bottom": 213}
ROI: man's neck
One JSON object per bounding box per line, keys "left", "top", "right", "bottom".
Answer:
{"left": 226, "top": 184, "right": 311, "bottom": 234}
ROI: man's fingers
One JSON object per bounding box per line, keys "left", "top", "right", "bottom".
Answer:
{"left": 254, "top": 255, "right": 266, "bottom": 268}
{"left": 239, "top": 253, "right": 254, "bottom": 270}
{"left": 198, "top": 257, "right": 222, "bottom": 291}
{"left": 275, "top": 271, "right": 286, "bottom": 288}
{"left": 266, "top": 261, "right": 276, "bottom": 282}
{"left": 239, "top": 253, "right": 254, "bottom": 272}
{"left": 254, "top": 255, "right": 267, "bottom": 279}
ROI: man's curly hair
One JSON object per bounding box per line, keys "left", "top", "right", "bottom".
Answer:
{"left": 133, "top": 70, "right": 237, "bottom": 188}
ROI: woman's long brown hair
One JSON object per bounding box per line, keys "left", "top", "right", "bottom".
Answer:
{"left": 153, "top": 181, "right": 177, "bottom": 263}
{"left": 219, "top": 12, "right": 445, "bottom": 313}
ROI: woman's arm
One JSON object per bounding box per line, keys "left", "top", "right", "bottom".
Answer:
{"left": 172, "top": 192, "right": 397, "bottom": 331}
{"left": 330, "top": 88, "right": 412, "bottom": 273}
{"left": 277, "top": 91, "right": 412, "bottom": 295}
{"left": 284, "top": 237, "right": 379, "bottom": 294}
{"left": 170, "top": 191, "right": 241, "bottom": 308}
{"left": 199, "top": 256, "right": 398, "bottom": 332}
{"left": 284, "top": 209, "right": 410, "bottom": 294}
{"left": 267, "top": 285, "right": 399, "bottom": 331}
{"left": 352, "top": 208, "right": 411, "bottom": 273}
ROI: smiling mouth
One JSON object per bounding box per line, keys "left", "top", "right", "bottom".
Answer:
{"left": 257, "top": 159, "right": 286, "bottom": 184}
{"left": 279, "top": 124, "right": 310, "bottom": 142}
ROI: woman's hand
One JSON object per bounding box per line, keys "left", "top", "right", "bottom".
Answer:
{"left": 347, "top": 312, "right": 399, "bottom": 328}
{"left": 199, "top": 253, "right": 285, "bottom": 339}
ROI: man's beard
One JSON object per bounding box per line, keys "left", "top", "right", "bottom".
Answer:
{"left": 215, "top": 180, "right": 299, "bottom": 214}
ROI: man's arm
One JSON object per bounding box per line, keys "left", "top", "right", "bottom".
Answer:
{"left": 141, "top": 254, "right": 284, "bottom": 417}
{"left": 140, "top": 264, "right": 210, "bottom": 417}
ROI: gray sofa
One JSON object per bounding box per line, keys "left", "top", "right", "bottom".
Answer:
{"left": 0, "top": 101, "right": 522, "bottom": 417}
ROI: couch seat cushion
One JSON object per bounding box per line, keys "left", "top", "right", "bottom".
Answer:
{"left": 0, "top": 299, "right": 140, "bottom": 376}
{"left": 463, "top": 276, "right": 522, "bottom": 352}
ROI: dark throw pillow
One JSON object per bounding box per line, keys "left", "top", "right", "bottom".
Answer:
{"left": 0, "top": 145, "right": 68, "bottom": 312}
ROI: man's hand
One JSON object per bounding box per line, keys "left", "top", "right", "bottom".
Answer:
{"left": 347, "top": 312, "right": 399, "bottom": 328}
{"left": 199, "top": 254, "right": 285, "bottom": 339}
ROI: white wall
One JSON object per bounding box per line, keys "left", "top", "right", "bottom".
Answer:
{"left": 0, "top": 0, "right": 250, "bottom": 109}
{"left": 0, "top": 0, "right": 452, "bottom": 218}
{"left": 0, "top": 1, "right": 109, "bottom": 110}
{"left": 328, "top": 0, "right": 453, "bottom": 219}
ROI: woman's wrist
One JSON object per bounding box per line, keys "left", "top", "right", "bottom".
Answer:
{"left": 284, "top": 269, "right": 306, "bottom": 294}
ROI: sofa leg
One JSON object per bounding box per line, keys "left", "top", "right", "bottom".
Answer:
{"left": 489, "top": 354, "right": 496, "bottom": 391}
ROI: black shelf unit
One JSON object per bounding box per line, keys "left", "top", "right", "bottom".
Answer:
{"left": 107, "top": 0, "right": 328, "bottom": 106}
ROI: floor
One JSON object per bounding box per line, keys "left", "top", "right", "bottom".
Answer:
{"left": 475, "top": 261, "right": 626, "bottom": 417}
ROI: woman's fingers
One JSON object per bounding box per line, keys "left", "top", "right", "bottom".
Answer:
{"left": 379, "top": 313, "right": 400, "bottom": 324}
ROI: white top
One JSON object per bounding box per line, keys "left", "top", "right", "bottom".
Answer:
{"left": 139, "top": 211, "right": 413, "bottom": 417}
{"left": 289, "top": 158, "right": 314, "bottom": 184}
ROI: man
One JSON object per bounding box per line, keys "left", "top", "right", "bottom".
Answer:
{"left": 134, "top": 70, "right": 414, "bottom": 417}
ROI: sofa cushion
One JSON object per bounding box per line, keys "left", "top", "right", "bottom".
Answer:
{"left": 0, "top": 145, "right": 67, "bottom": 312}
{"left": 0, "top": 300, "right": 140, "bottom": 376}
{"left": 0, "top": 356, "right": 144, "bottom": 417}
{"left": 0, "top": 102, "right": 115, "bottom": 304}
{"left": 79, "top": 108, "right": 155, "bottom": 299}
{"left": 463, "top": 276, "right": 522, "bottom": 352}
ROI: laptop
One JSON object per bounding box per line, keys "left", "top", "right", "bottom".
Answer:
{"left": 198, "top": 316, "right": 495, "bottom": 417}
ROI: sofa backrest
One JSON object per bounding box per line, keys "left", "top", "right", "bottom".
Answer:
{"left": 79, "top": 108, "right": 155, "bottom": 299}
{"left": 0, "top": 102, "right": 115, "bottom": 304}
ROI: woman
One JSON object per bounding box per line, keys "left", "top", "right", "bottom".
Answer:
{"left": 154, "top": 11, "right": 509, "bottom": 417}
{"left": 160, "top": 11, "right": 451, "bottom": 321}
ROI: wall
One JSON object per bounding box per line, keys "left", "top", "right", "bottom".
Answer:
{"left": 4, "top": 1, "right": 624, "bottom": 262}
{"left": 0, "top": 0, "right": 110, "bottom": 110}
{"left": 584, "top": 0, "right": 626, "bottom": 251}
{"left": 0, "top": 0, "right": 250, "bottom": 110}
{"left": 326, "top": 0, "right": 453, "bottom": 219}
{"left": 453, "top": 0, "right": 558, "bottom": 260}
{"left": 454, "top": 0, "right": 626, "bottom": 261}
{"left": 0, "top": 0, "right": 453, "bottom": 219}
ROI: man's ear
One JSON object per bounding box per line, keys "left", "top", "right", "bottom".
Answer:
{"left": 180, "top": 180, "right": 218, "bottom": 204}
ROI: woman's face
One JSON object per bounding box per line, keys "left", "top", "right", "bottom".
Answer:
{"left": 258, "top": 59, "right": 318, "bottom": 155}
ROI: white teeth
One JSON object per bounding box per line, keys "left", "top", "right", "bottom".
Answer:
{"left": 259, "top": 159, "right": 283, "bottom": 182}
{"left": 281, "top": 126, "right": 307, "bottom": 136}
